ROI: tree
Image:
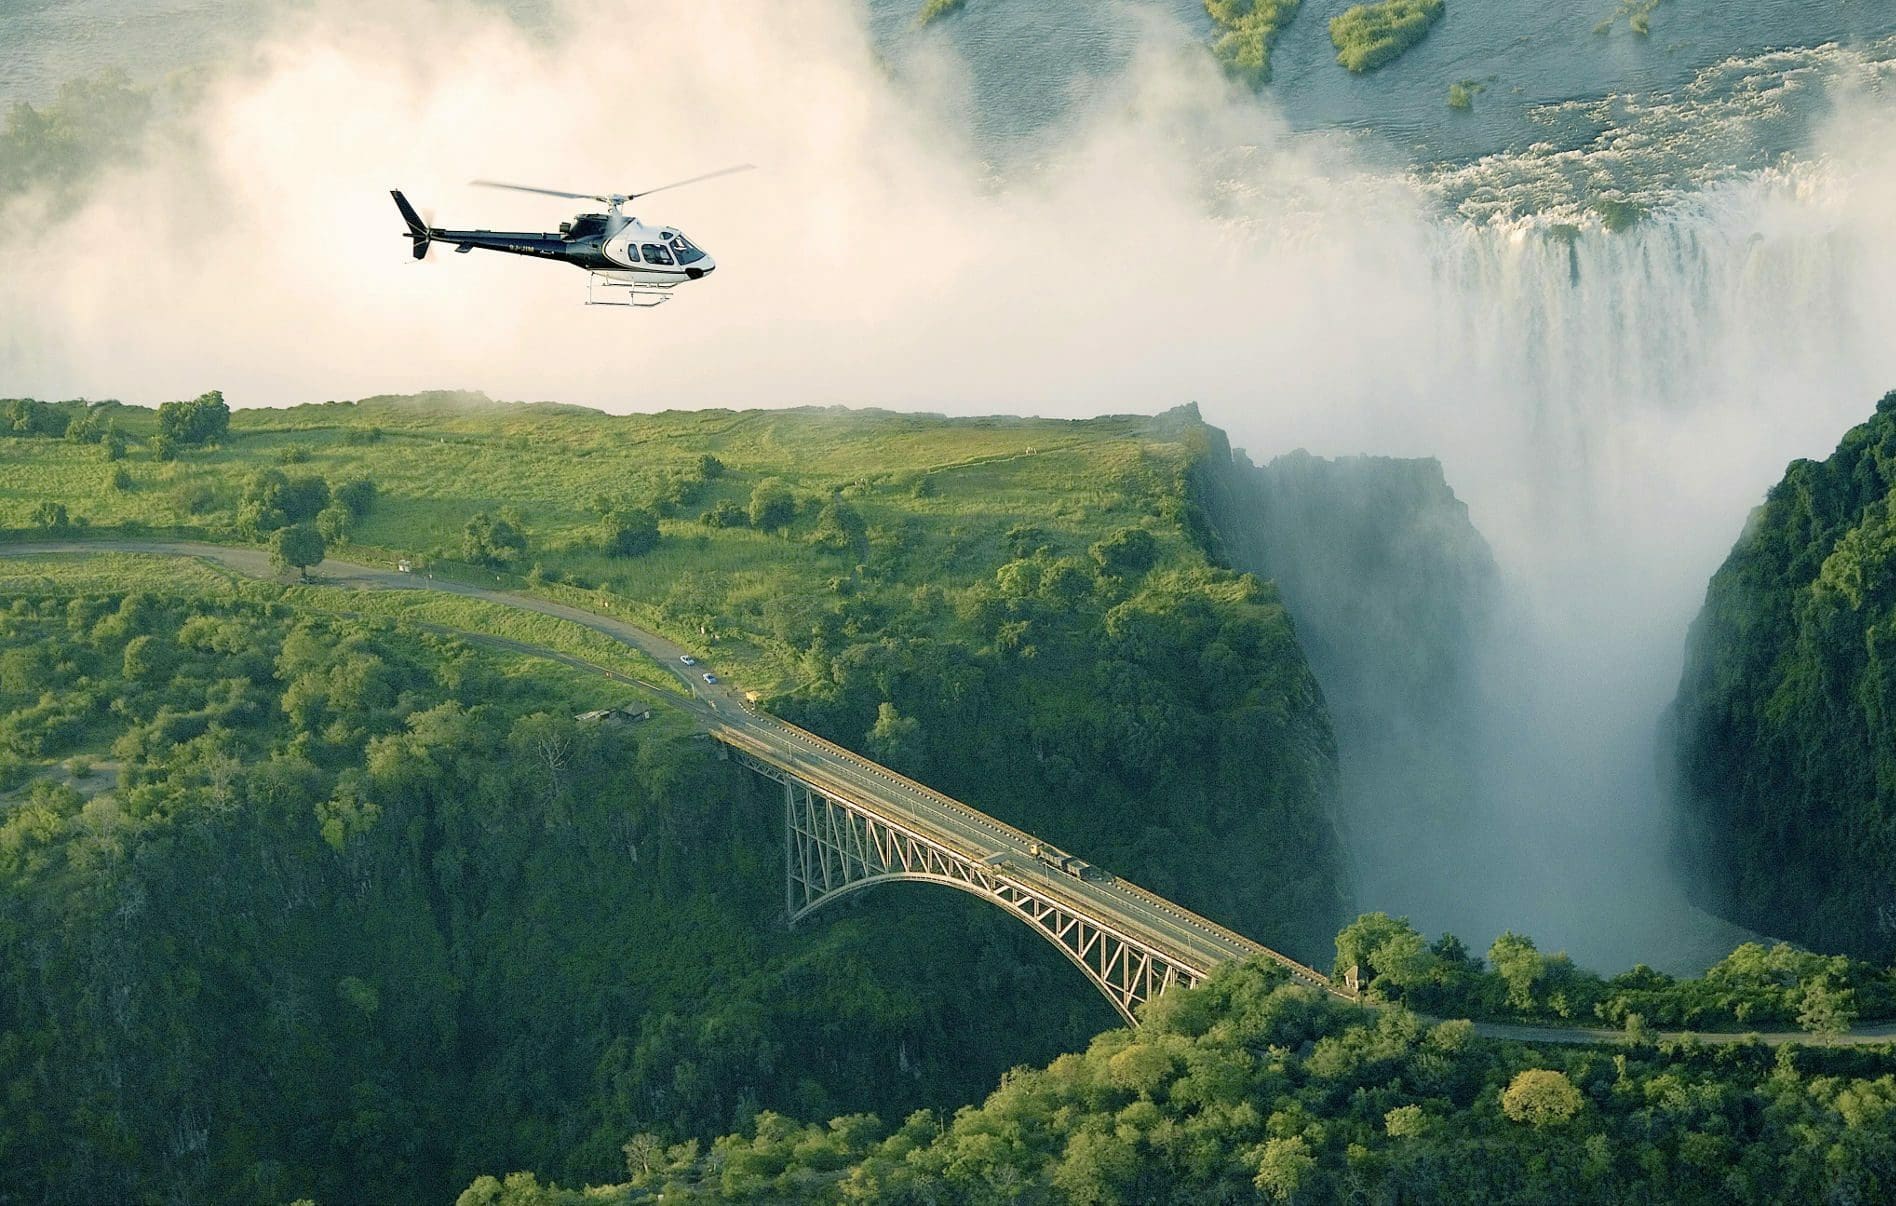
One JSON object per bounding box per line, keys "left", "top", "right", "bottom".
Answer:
{"left": 1090, "top": 526, "right": 1159, "bottom": 577}
{"left": 270, "top": 524, "right": 325, "bottom": 582}
{"left": 28, "top": 501, "right": 69, "bottom": 531}
{"left": 1488, "top": 931, "right": 1546, "bottom": 1011}
{"left": 1253, "top": 1135, "right": 1316, "bottom": 1201}
{"left": 866, "top": 702, "right": 922, "bottom": 769}
{"left": 602, "top": 507, "right": 660, "bottom": 558}
{"left": 622, "top": 1133, "right": 664, "bottom": 1180}
{"left": 1500, "top": 1068, "right": 1582, "bottom": 1126}
{"left": 463, "top": 512, "right": 527, "bottom": 567}
{"left": 1797, "top": 978, "right": 1858, "bottom": 1037}
{"left": 316, "top": 504, "right": 353, "bottom": 545}
{"left": 747, "top": 478, "right": 796, "bottom": 534}
{"left": 1335, "top": 912, "right": 1433, "bottom": 996}
{"left": 156, "top": 389, "right": 230, "bottom": 446}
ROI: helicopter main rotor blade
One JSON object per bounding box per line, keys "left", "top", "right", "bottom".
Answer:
{"left": 469, "top": 180, "right": 604, "bottom": 202}
{"left": 629, "top": 163, "right": 756, "bottom": 200}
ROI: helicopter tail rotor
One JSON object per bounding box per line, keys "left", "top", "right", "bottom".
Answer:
{"left": 391, "top": 190, "right": 433, "bottom": 260}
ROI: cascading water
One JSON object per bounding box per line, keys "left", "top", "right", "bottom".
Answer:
{"left": 1266, "top": 153, "right": 1896, "bottom": 970}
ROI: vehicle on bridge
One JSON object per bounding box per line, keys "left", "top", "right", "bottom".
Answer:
{"left": 1028, "top": 841, "right": 1113, "bottom": 883}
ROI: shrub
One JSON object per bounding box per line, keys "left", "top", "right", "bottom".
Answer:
{"left": 602, "top": 508, "right": 661, "bottom": 558}
{"left": 174, "top": 480, "right": 219, "bottom": 515}
{"left": 335, "top": 479, "right": 378, "bottom": 518}
{"left": 748, "top": 479, "right": 797, "bottom": 533}
{"left": 156, "top": 390, "right": 229, "bottom": 446}
{"left": 463, "top": 512, "right": 527, "bottom": 566}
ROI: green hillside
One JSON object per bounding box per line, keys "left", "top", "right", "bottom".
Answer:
{"left": 0, "top": 391, "right": 1348, "bottom": 1200}
{"left": 1671, "top": 389, "right": 1896, "bottom": 961}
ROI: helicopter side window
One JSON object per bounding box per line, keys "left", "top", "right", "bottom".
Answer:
{"left": 641, "top": 243, "right": 675, "bottom": 266}
{"left": 623, "top": 243, "right": 643, "bottom": 264}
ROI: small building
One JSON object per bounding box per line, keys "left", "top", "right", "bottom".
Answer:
{"left": 396, "top": 558, "right": 413, "bottom": 573}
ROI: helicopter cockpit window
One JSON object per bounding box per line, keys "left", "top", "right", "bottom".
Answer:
{"left": 641, "top": 243, "right": 676, "bottom": 266}
{"left": 666, "top": 232, "right": 706, "bottom": 265}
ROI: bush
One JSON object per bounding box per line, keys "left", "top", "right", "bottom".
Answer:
{"left": 173, "top": 480, "right": 219, "bottom": 515}
{"left": 156, "top": 390, "right": 229, "bottom": 446}
{"left": 29, "top": 501, "right": 70, "bottom": 531}
{"left": 602, "top": 508, "right": 661, "bottom": 558}
{"left": 335, "top": 479, "right": 378, "bottom": 518}
{"left": 748, "top": 479, "right": 796, "bottom": 533}
{"left": 108, "top": 466, "right": 134, "bottom": 493}
{"left": 1090, "top": 527, "right": 1159, "bottom": 577}
{"left": 701, "top": 499, "right": 747, "bottom": 529}
{"left": 463, "top": 512, "right": 527, "bottom": 567}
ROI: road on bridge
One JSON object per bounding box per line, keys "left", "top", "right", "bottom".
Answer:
{"left": 9, "top": 540, "right": 1895, "bottom": 1049}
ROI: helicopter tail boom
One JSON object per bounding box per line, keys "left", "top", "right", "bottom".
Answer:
{"left": 390, "top": 190, "right": 433, "bottom": 260}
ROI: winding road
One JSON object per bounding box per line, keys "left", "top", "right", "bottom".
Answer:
{"left": 5, "top": 539, "right": 1893, "bottom": 1048}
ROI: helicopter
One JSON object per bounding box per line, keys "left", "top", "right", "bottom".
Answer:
{"left": 390, "top": 164, "right": 752, "bottom": 307}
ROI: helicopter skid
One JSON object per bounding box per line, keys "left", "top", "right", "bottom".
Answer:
{"left": 586, "top": 272, "right": 679, "bottom": 308}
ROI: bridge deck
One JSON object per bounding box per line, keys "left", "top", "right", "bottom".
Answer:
{"left": 706, "top": 703, "right": 1339, "bottom": 997}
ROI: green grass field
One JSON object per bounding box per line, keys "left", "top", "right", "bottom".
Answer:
{"left": 1, "top": 393, "right": 1213, "bottom": 696}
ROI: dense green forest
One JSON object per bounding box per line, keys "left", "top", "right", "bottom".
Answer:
{"left": 0, "top": 392, "right": 1347, "bottom": 952}
{"left": 0, "top": 395, "right": 1355, "bottom": 1200}
{"left": 1671, "top": 390, "right": 1896, "bottom": 961}
{"left": 461, "top": 960, "right": 1896, "bottom": 1204}
{"left": 0, "top": 575, "right": 1176, "bottom": 1202}
{"left": 1331, "top": 912, "right": 1894, "bottom": 1032}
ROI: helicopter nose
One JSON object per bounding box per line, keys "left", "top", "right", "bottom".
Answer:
{"left": 691, "top": 258, "right": 715, "bottom": 279}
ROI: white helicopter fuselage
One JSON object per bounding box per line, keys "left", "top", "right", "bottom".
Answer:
{"left": 594, "top": 214, "right": 717, "bottom": 283}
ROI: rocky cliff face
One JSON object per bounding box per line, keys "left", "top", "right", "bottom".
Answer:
{"left": 1192, "top": 430, "right": 1500, "bottom": 925}
{"left": 1670, "top": 391, "right": 1896, "bottom": 960}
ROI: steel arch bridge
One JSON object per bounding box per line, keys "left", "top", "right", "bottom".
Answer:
{"left": 722, "top": 738, "right": 1341, "bottom": 1026}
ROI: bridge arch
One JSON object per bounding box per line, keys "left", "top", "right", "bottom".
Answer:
{"left": 765, "top": 769, "right": 1208, "bottom": 1025}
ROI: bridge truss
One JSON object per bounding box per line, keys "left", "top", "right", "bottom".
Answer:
{"left": 730, "top": 750, "right": 1208, "bottom": 1025}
